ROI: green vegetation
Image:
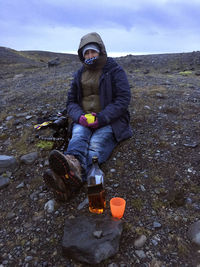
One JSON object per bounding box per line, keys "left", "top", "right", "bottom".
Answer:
{"left": 131, "top": 198, "right": 144, "bottom": 211}
{"left": 8, "top": 128, "right": 32, "bottom": 155}
{"left": 36, "top": 140, "right": 53, "bottom": 150}
{"left": 179, "top": 71, "right": 192, "bottom": 76}
{"left": 152, "top": 199, "right": 164, "bottom": 211}
{"left": 152, "top": 176, "right": 164, "bottom": 183}
{"left": 0, "top": 134, "right": 8, "bottom": 140}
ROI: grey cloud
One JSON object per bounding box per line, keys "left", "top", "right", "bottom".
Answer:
{"left": 1, "top": 0, "right": 200, "bottom": 30}
{"left": 1, "top": 0, "right": 200, "bottom": 53}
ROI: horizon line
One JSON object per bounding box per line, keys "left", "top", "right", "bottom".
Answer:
{"left": 60, "top": 50, "right": 200, "bottom": 57}
{"left": 1, "top": 46, "right": 199, "bottom": 57}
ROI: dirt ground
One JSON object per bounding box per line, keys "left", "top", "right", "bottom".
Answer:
{"left": 0, "top": 49, "right": 200, "bottom": 266}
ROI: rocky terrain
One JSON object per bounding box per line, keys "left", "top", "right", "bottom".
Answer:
{"left": 0, "top": 46, "right": 200, "bottom": 266}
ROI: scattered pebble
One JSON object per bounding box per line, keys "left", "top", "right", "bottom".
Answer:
{"left": 77, "top": 198, "right": 89, "bottom": 210}
{"left": 6, "top": 212, "right": 16, "bottom": 220}
{"left": 153, "top": 222, "right": 162, "bottom": 229}
{"left": 134, "top": 235, "right": 147, "bottom": 248}
{"left": 93, "top": 230, "right": 103, "bottom": 239}
{"left": 140, "top": 185, "right": 146, "bottom": 192}
{"left": 44, "top": 199, "right": 55, "bottom": 213}
{"left": 135, "top": 250, "right": 146, "bottom": 259}
{"left": 25, "top": 115, "right": 33, "bottom": 120}
{"left": 16, "top": 182, "right": 25, "bottom": 189}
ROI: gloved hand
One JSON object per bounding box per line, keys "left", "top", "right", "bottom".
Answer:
{"left": 88, "top": 118, "right": 99, "bottom": 129}
{"left": 79, "top": 115, "right": 89, "bottom": 127}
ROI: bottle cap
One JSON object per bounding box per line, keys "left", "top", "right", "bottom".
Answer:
{"left": 92, "top": 156, "right": 98, "bottom": 163}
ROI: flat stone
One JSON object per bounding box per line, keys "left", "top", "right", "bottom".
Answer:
{"left": 93, "top": 230, "right": 103, "bottom": 239}
{"left": 0, "top": 155, "right": 18, "bottom": 173}
{"left": 16, "top": 182, "right": 25, "bottom": 189}
{"left": 44, "top": 199, "right": 55, "bottom": 213}
{"left": 183, "top": 142, "right": 198, "bottom": 148}
{"left": 134, "top": 235, "right": 147, "bottom": 248}
{"left": 188, "top": 220, "right": 200, "bottom": 246}
{"left": 153, "top": 221, "right": 162, "bottom": 229}
{"left": 135, "top": 250, "right": 146, "bottom": 259}
{"left": 195, "top": 71, "right": 200, "bottom": 76}
{"left": 6, "top": 116, "right": 14, "bottom": 121}
{"left": 26, "top": 115, "right": 33, "bottom": 120}
{"left": 20, "top": 152, "right": 38, "bottom": 165}
{"left": 77, "top": 197, "right": 89, "bottom": 210}
{"left": 0, "top": 176, "right": 10, "bottom": 189}
{"left": 62, "top": 215, "right": 123, "bottom": 264}
{"left": 6, "top": 212, "right": 16, "bottom": 219}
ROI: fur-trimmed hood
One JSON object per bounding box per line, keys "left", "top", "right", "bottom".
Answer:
{"left": 78, "top": 32, "right": 107, "bottom": 62}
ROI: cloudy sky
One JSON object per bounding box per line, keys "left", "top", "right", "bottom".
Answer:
{"left": 0, "top": 0, "right": 200, "bottom": 56}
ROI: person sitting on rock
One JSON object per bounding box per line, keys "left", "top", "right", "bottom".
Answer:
{"left": 43, "top": 32, "right": 132, "bottom": 201}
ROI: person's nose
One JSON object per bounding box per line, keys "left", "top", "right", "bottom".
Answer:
{"left": 88, "top": 51, "right": 93, "bottom": 58}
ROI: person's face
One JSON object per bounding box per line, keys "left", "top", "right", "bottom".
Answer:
{"left": 84, "top": 49, "right": 99, "bottom": 59}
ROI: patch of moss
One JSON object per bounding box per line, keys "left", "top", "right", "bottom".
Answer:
{"left": 0, "top": 111, "right": 9, "bottom": 121}
{"left": 36, "top": 140, "right": 53, "bottom": 150}
{"left": 152, "top": 176, "right": 164, "bottom": 183}
{"left": 2, "top": 173, "right": 8, "bottom": 177}
{"left": 0, "top": 134, "right": 8, "bottom": 140}
{"left": 135, "top": 226, "right": 151, "bottom": 236}
{"left": 177, "top": 238, "right": 189, "bottom": 256}
{"left": 179, "top": 71, "right": 192, "bottom": 76}
{"left": 116, "top": 159, "right": 125, "bottom": 167}
{"left": 8, "top": 128, "right": 32, "bottom": 155}
{"left": 131, "top": 198, "right": 144, "bottom": 211}
{"left": 190, "top": 185, "right": 200, "bottom": 194}
{"left": 124, "top": 222, "right": 133, "bottom": 232}
{"left": 152, "top": 199, "right": 164, "bottom": 211}
{"left": 29, "top": 176, "right": 43, "bottom": 191}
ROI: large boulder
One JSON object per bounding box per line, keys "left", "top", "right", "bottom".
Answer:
{"left": 48, "top": 57, "right": 60, "bottom": 67}
{"left": 62, "top": 214, "right": 123, "bottom": 264}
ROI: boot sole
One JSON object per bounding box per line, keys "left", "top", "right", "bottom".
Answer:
{"left": 43, "top": 170, "right": 71, "bottom": 202}
{"left": 49, "top": 150, "right": 82, "bottom": 187}
{"left": 43, "top": 169, "right": 66, "bottom": 193}
{"left": 49, "top": 150, "right": 70, "bottom": 176}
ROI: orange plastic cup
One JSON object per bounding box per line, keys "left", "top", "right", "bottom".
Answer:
{"left": 110, "top": 197, "right": 126, "bottom": 219}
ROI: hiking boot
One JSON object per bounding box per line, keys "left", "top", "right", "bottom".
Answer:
{"left": 49, "top": 150, "right": 83, "bottom": 189}
{"left": 43, "top": 169, "right": 71, "bottom": 202}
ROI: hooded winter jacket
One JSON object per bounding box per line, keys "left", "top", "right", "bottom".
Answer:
{"left": 66, "top": 32, "right": 132, "bottom": 142}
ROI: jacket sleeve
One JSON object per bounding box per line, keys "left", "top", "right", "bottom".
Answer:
{"left": 66, "top": 71, "right": 84, "bottom": 122}
{"left": 97, "top": 66, "right": 131, "bottom": 127}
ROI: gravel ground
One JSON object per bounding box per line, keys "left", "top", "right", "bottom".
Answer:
{"left": 0, "top": 50, "right": 200, "bottom": 266}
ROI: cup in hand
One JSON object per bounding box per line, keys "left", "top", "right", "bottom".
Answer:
{"left": 110, "top": 197, "right": 126, "bottom": 219}
{"left": 85, "top": 114, "right": 95, "bottom": 124}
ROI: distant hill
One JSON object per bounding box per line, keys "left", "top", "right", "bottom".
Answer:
{"left": 0, "top": 46, "right": 200, "bottom": 79}
{"left": 0, "top": 47, "right": 79, "bottom": 65}
{"left": 0, "top": 47, "right": 39, "bottom": 65}
{"left": 0, "top": 47, "right": 80, "bottom": 78}
{"left": 116, "top": 51, "right": 200, "bottom": 73}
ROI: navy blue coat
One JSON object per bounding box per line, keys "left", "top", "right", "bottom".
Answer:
{"left": 66, "top": 57, "right": 132, "bottom": 142}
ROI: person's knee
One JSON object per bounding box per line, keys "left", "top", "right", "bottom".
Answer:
{"left": 89, "top": 139, "right": 102, "bottom": 152}
{"left": 72, "top": 124, "right": 90, "bottom": 138}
